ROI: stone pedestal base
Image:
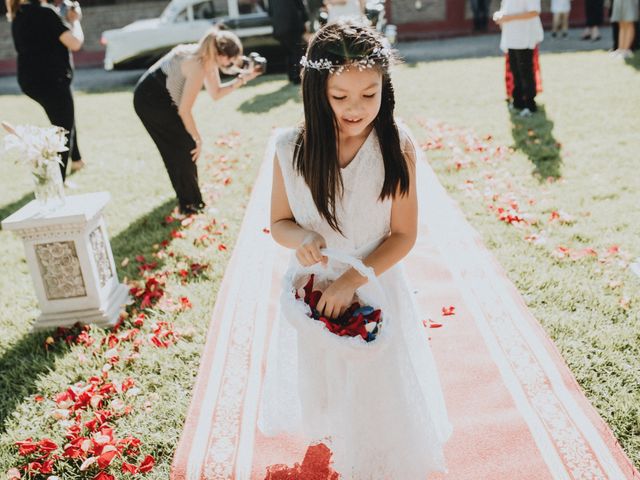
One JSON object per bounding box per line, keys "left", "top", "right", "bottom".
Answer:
{"left": 35, "top": 283, "right": 130, "bottom": 330}
{"left": 2, "top": 192, "right": 129, "bottom": 331}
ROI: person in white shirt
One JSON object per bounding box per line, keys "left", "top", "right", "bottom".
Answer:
{"left": 551, "top": 0, "right": 571, "bottom": 37}
{"left": 326, "top": 0, "right": 365, "bottom": 23}
{"left": 494, "top": 0, "right": 544, "bottom": 116}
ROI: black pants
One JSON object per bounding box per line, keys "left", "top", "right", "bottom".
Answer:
{"left": 133, "top": 69, "right": 204, "bottom": 213}
{"left": 275, "top": 33, "right": 306, "bottom": 84}
{"left": 585, "top": 0, "right": 604, "bottom": 26}
{"left": 470, "top": 0, "right": 490, "bottom": 31}
{"left": 508, "top": 49, "right": 537, "bottom": 111}
{"left": 19, "top": 76, "right": 81, "bottom": 181}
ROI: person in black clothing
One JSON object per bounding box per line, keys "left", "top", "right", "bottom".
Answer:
{"left": 581, "top": 0, "right": 604, "bottom": 40}
{"left": 269, "top": 0, "right": 308, "bottom": 84}
{"left": 470, "top": 0, "right": 491, "bottom": 31}
{"left": 7, "top": 0, "right": 85, "bottom": 180}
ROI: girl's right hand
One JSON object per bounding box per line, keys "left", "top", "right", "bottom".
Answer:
{"left": 296, "top": 231, "right": 328, "bottom": 266}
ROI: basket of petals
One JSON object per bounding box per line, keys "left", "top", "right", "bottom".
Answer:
{"left": 281, "top": 248, "right": 392, "bottom": 356}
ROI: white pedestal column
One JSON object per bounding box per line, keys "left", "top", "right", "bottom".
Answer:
{"left": 2, "top": 192, "right": 129, "bottom": 330}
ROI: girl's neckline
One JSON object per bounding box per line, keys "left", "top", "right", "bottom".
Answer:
{"left": 339, "top": 128, "right": 375, "bottom": 171}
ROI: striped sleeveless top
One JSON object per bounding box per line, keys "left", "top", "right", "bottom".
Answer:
{"left": 158, "top": 43, "right": 198, "bottom": 107}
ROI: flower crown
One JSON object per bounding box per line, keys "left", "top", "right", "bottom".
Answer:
{"left": 300, "top": 46, "right": 392, "bottom": 75}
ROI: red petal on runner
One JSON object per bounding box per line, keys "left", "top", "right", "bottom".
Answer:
{"left": 263, "top": 228, "right": 271, "bottom": 234}
{"left": 218, "top": 244, "right": 227, "bottom": 251}
{"left": 179, "top": 297, "right": 192, "bottom": 309}
{"left": 442, "top": 306, "right": 456, "bottom": 316}
{"left": 430, "top": 321, "right": 443, "bottom": 329}
{"left": 34, "top": 395, "right": 45, "bottom": 402}
{"left": 135, "top": 255, "right": 145, "bottom": 263}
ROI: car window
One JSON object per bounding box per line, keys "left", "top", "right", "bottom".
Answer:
{"left": 174, "top": 7, "right": 188, "bottom": 22}
{"left": 193, "top": 0, "right": 228, "bottom": 19}
{"left": 238, "top": 0, "right": 266, "bottom": 14}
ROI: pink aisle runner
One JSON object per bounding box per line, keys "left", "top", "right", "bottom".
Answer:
{"left": 171, "top": 133, "right": 639, "bottom": 480}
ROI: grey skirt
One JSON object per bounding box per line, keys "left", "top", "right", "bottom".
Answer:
{"left": 611, "top": 0, "right": 639, "bottom": 22}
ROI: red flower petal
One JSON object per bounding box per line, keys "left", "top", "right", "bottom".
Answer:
{"left": 121, "top": 462, "right": 138, "bottom": 474}
{"left": 442, "top": 306, "right": 456, "bottom": 316}
{"left": 15, "top": 438, "right": 38, "bottom": 456}
{"left": 138, "top": 454, "right": 155, "bottom": 473}
{"left": 97, "top": 445, "right": 118, "bottom": 469}
{"left": 93, "top": 472, "right": 115, "bottom": 480}
{"left": 38, "top": 438, "right": 58, "bottom": 454}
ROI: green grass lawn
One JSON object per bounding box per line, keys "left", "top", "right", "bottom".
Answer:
{"left": 0, "top": 50, "right": 638, "bottom": 477}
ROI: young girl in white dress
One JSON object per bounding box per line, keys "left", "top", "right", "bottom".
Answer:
{"left": 259, "top": 22, "right": 452, "bottom": 479}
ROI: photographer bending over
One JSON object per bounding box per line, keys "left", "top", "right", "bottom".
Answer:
{"left": 7, "top": 0, "right": 85, "bottom": 180}
{"left": 133, "top": 26, "right": 261, "bottom": 216}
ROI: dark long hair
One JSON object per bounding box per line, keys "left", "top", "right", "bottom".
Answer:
{"left": 294, "top": 22, "right": 409, "bottom": 233}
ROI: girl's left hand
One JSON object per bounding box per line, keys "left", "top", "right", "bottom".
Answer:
{"left": 317, "top": 276, "right": 357, "bottom": 320}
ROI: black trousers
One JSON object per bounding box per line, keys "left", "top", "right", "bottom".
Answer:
{"left": 19, "top": 75, "right": 81, "bottom": 181}
{"left": 275, "top": 33, "right": 306, "bottom": 83}
{"left": 470, "top": 0, "right": 490, "bottom": 31}
{"left": 133, "top": 70, "right": 204, "bottom": 213}
{"left": 508, "top": 49, "right": 537, "bottom": 111}
{"left": 585, "top": 0, "right": 604, "bottom": 26}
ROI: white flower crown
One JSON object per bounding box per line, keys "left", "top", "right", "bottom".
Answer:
{"left": 300, "top": 47, "right": 392, "bottom": 75}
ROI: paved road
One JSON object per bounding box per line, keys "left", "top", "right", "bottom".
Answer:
{"left": 0, "top": 27, "right": 612, "bottom": 95}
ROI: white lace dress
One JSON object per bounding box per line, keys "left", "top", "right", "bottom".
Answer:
{"left": 259, "top": 127, "right": 452, "bottom": 479}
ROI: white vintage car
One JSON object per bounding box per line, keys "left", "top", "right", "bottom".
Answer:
{"left": 101, "top": 0, "right": 279, "bottom": 70}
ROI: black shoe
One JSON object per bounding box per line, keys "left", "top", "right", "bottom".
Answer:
{"left": 179, "top": 202, "right": 205, "bottom": 215}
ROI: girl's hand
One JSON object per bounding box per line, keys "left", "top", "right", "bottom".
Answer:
{"left": 493, "top": 11, "right": 505, "bottom": 24}
{"left": 241, "top": 67, "right": 261, "bottom": 84}
{"left": 317, "top": 276, "right": 357, "bottom": 320}
{"left": 191, "top": 139, "right": 201, "bottom": 162}
{"left": 296, "top": 231, "right": 327, "bottom": 266}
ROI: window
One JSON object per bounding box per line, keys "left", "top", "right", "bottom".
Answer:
{"left": 175, "top": 7, "right": 188, "bottom": 22}
{"left": 193, "top": 0, "right": 229, "bottom": 19}
{"left": 238, "top": 0, "right": 266, "bottom": 14}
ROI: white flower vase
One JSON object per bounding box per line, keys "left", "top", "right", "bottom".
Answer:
{"left": 32, "top": 161, "right": 65, "bottom": 212}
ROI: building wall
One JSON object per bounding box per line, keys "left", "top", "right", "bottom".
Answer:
{"left": 390, "top": 0, "right": 585, "bottom": 40}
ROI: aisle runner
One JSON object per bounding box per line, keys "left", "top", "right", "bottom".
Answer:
{"left": 171, "top": 133, "right": 639, "bottom": 480}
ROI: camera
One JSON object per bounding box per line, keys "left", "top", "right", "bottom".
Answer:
{"left": 59, "top": 0, "right": 80, "bottom": 19}
{"left": 240, "top": 52, "right": 267, "bottom": 74}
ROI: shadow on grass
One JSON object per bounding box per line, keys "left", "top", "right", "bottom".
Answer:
{"left": 624, "top": 54, "right": 640, "bottom": 70}
{"left": 110, "top": 198, "right": 177, "bottom": 279}
{"left": 0, "top": 192, "right": 34, "bottom": 227}
{"left": 509, "top": 105, "right": 563, "bottom": 180}
{"left": 0, "top": 199, "right": 177, "bottom": 432}
{"left": 238, "top": 82, "right": 301, "bottom": 113}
